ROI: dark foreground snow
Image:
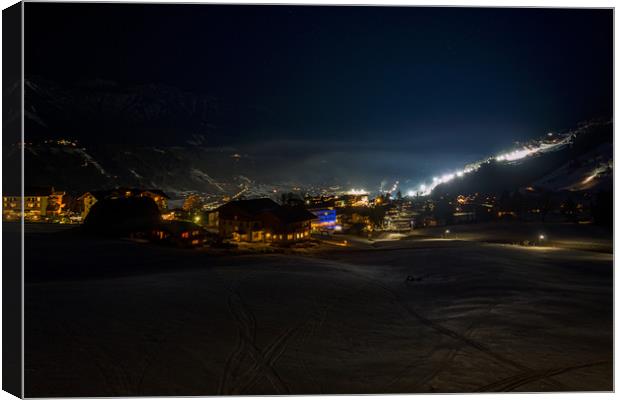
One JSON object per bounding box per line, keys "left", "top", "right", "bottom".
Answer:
{"left": 21, "top": 225, "right": 612, "bottom": 396}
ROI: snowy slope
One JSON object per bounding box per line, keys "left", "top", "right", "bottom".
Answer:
{"left": 533, "top": 143, "right": 613, "bottom": 192}
{"left": 14, "top": 141, "right": 257, "bottom": 195}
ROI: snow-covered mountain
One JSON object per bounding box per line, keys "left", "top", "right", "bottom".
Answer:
{"left": 7, "top": 141, "right": 258, "bottom": 195}
{"left": 19, "top": 76, "right": 223, "bottom": 146}
{"left": 431, "top": 120, "right": 613, "bottom": 196}
{"left": 7, "top": 77, "right": 613, "bottom": 196}
{"left": 533, "top": 142, "right": 613, "bottom": 192}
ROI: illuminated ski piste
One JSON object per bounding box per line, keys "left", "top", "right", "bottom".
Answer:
{"left": 408, "top": 133, "right": 573, "bottom": 196}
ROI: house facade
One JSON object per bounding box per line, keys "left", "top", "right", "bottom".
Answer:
{"left": 149, "top": 221, "right": 208, "bottom": 247}
{"left": 215, "top": 198, "right": 315, "bottom": 243}
{"left": 3, "top": 187, "right": 65, "bottom": 222}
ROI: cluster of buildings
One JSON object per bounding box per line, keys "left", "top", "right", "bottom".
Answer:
{"left": 1, "top": 183, "right": 477, "bottom": 238}
{"left": 4, "top": 183, "right": 597, "bottom": 247}
{"left": 2, "top": 187, "right": 169, "bottom": 223}
{"left": 206, "top": 198, "right": 315, "bottom": 243}
{"left": 2, "top": 187, "right": 319, "bottom": 245}
{"left": 3, "top": 187, "right": 67, "bottom": 222}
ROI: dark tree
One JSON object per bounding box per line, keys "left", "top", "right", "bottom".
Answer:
{"left": 538, "top": 192, "right": 555, "bottom": 222}
{"left": 83, "top": 197, "right": 161, "bottom": 236}
{"left": 512, "top": 191, "right": 524, "bottom": 219}
{"left": 498, "top": 190, "right": 512, "bottom": 213}
{"left": 562, "top": 197, "right": 578, "bottom": 223}
{"left": 280, "top": 192, "right": 304, "bottom": 207}
{"left": 367, "top": 205, "right": 386, "bottom": 229}
{"left": 592, "top": 190, "right": 612, "bottom": 228}
{"left": 434, "top": 197, "right": 454, "bottom": 225}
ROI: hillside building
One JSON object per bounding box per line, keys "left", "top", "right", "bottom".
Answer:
{"left": 3, "top": 187, "right": 66, "bottom": 222}
{"left": 213, "top": 198, "right": 315, "bottom": 243}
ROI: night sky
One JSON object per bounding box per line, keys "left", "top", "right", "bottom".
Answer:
{"left": 25, "top": 4, "right": 612, "bottom": 186}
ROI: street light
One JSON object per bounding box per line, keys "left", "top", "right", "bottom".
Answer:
{"left": 538, "top": 233, "right": 546, "bottom": 246}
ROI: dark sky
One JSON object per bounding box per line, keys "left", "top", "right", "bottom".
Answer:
{"left": 25, "top": 4, "right": 612, "bottom": 186}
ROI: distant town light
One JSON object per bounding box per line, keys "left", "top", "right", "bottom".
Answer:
{"left": 539, "top": 234, "right": 545, "bottom": 240}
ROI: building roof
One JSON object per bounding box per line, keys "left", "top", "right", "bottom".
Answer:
{"left": 217, "top": 198, "right": 316, "bottom": 223}
{"left": 217, "top": 198, "right": 279, "bottom": 217}
{"left": 139, "top": 189, "right": 170, "bottom": 199}
{"left": 78, "top": 190, "right": 108, "bottom": 201}
{"left": 266, "top": 206, "right": 317, "bottom": 223}
{"left": 156, "top": 220, "right": 206, "bottom": 235}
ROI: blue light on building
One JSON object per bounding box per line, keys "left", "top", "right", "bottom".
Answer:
{"left": 311, "top": 209, "right": 337, "bottom": 230}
